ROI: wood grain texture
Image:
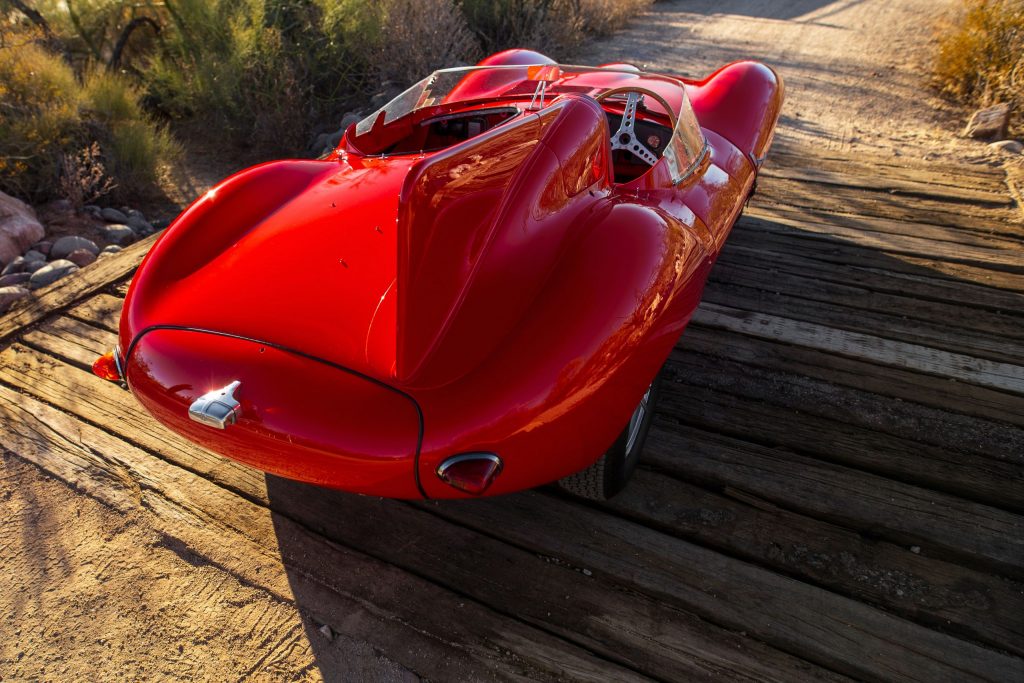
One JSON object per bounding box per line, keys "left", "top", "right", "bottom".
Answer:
{"left": 692, "top": 303, "right": 1024, "bottom": 394}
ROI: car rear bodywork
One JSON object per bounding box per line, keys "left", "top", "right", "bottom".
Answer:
{"left": 113, "top": 53, "right": 784, "bottom": 499}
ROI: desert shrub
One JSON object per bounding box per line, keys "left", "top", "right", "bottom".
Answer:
{"left": 142, "top": 0, "right": 386, "bottom": 151}
{"left": 0, "top": 32, "right": 84, "bottom": 201}
{"left": 461, "top": 0, "right": 651, "bottom": 56}
{"left": 575, "top": 0, "right": 652, "bottom": 37}
{"left": 0, "top": 24, "right": 177, "bottom": 202}
{"left": 934, "top": 0, "right": 1024, "bottom": 134}
{"left": 374, "top": 0, "right": 480, "bottom": 86}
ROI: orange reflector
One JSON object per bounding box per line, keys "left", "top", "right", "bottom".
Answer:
{"left": 436, "top": 453, "right": 503, "bottom": 495}
{"left": 92, "top": 351, "right": 122, "bottom": 382}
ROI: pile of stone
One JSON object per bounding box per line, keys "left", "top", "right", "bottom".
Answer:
{"left": 0, "top": 190, "right": 167, "bottom": 315}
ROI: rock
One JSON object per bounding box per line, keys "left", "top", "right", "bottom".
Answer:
{"left": 0, "top": 272, "right": 31, "bottom": 287}
{"left": 0, "top": 190, "right": 46, "bottom": 267}
{"left": 100, "top": 207, "right": 129, "bottom": 223}
{"left": 100, "top": 245, "right": 123, "bottom": 255}
{"left": 45, "top": 198, "right": 73, "bottom": 214}
{"left": 23, "top": 259, "right": 48, "bottom": 274}
{"left": 317, "top": 624, "right": 333, "bottom": 641}
{"left": 963, "top": 103, "right": 1010, "bottom": 140}
{"left": 1, "top": 257, "right": 26, "bottom": 276}
{"left": 32, "top": 241, "right": 52, "bottom": 256}
{"left": 28, "top": 260, "right": 78, "bottom": 289}
{"left": 101, "top": 223, "right": 137, "bottom": 246}
{"left": 988, "top": 139, "right": 1023, "bottom": 155}
{"left": 51, "top": 235, "right": 100, "bottom": 260}
{"left": 312, "top": 132, "right": 330, "bottom": 153}
{"left": 0, "top": 285, "right": 30, "bottom": 314}
{"left": 340, "top": 112, "right": 361, "bottom": 131}
{"left": 127, "top": 215, "right": 154, "bottom": 236}
{"left": 127, "top": 208, "right": 145, "bottom": 220}
{"left": 66, "top": 248, "right": 97, "bottom": 267}
{"left": 150, "top": 218, "right": 172, "bottom": 231}
{"left": 23, "top": 249, "right": 45, "bottom": 262}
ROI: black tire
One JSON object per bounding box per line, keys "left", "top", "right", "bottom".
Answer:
{"left": 558, "top": 369, "right": 662, "bottom": 500}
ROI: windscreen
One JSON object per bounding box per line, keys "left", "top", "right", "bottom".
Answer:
{"left": 354, "top": 64, "right": 707, "bottom": 179}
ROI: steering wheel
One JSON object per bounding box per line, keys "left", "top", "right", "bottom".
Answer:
{"left": 595, "top": 87, "right": 678, "bottom": 166}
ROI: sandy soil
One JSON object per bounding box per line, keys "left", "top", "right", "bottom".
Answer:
{"left": 1, "top": 2, "right": 1014, "bottom": 681}
{"left": 0, "top": 455, "right": 320, "bottom": 682}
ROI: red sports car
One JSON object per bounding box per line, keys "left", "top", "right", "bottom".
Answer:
{"left": 94, "top": 49, "right": 783, "bottom": 500}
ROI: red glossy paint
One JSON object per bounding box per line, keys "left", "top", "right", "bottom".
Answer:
{"left": 110, "top": 54, "right": 783, "bottom": 499}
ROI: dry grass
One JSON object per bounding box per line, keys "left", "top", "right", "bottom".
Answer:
{"left": 934, "top": 0, "right": 1024, "bottom": 136}
{"left": 375, "top": 0, "right": 480, "bottom": 85}
{"left": 463, "top": 0, "right": 652, "bottom": 56}
{"left": 0, "top": 24, "right": 178, "bottom": 203}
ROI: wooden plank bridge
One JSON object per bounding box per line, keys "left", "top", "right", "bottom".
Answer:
{"left": 2, "top": 141, "right": 1022, "bottom": 681}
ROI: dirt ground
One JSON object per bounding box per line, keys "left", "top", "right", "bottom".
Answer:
{"left": 575, "top": 0, "right": 999, "bottom": 163}
{"left": 1, "top": 1, "right": 1015, "bottom": 681}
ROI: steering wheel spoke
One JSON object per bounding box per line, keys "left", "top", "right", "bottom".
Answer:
{"left": 606, "top": 91, "right": 662, "bottom": 167}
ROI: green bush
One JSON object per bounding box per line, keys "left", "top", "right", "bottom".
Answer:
{"left": 461, "top": 0, "right": 652, "bottom": 56}
{"left": 144, "top": 0, "right": 378, "bottom": 151}
{"left": 0, "top": 27, "right": 177, "bottom": 203}
{"left": 1, "top": 0, "right": 652, "bottom": 203}
{"left": 934, "top": 0, "right": 1024, "bottom": 135}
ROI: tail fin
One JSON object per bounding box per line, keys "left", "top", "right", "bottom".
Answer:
{"left": 395, "top": 97, "right": 610, "bottom": 386}
{"left": 687, "top": 61, "right": 785, "bottom": 166}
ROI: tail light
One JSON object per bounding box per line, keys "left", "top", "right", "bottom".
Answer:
{"left": 436, "top": 453, "right": 503, "bottom": 495}
{"left": 92, "top": 348, "right": 123, "bottom": 382}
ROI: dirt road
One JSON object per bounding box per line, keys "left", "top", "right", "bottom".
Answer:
{"left": 575, "top": 0, "right": 985, "bottom": 162}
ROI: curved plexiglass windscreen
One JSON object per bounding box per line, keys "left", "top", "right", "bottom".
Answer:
{"left": 355, "top": 64, "right": 706, "bottom": 180}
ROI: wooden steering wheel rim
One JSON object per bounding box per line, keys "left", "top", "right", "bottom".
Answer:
{"left": 594, "top": 86, "right": 678, "bottom": 131}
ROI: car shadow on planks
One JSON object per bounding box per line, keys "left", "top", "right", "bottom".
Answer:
{"left": 0, "top": 141, "right": 1021, "bottom": 681}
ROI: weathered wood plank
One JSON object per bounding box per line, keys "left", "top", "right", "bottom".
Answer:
{"left": 748, "top": 204, "right": 1021, "bottom": 249}
{"left": 717, "top": 244, "right": 1024, "bottom": 317}
{"left": 660, "top": 362, "right": 1024, "bottom": 509}
{"left": 422, "top": 492, "right": 1024, "bottom": 683}
{"left": 761, "top": 165, "right": 1012, "bottom": 207}
{"left": 667, "top": 347, "right": 1024, "bottom": 466}
{"left": 645, "top": 424, "right": 1024, "bottom": 580}
{"left": 68, "top": 293, "right": 124, "bottom": 333}
{"left": 769, "top": 144, "right": 1009, "bottom": 189}
{"left": 0, "top": 382, "right": 652, "bottom": 683}
{"left": 703, "top": 280, "right": 1024, "bottom": 365}
{"left": 679, "top": 325, "right": 1024, "bottom": 427}
{"left": 708, "top": 261, "right": 1024, "bottom": 347}
{"left": 265, "top": 478, "right": 845, "bottom": 683}
{"left": 606, "top": 469, "right": 1024, "bottom": 657}
{"left": 757, "top": 177, "right": 1011, "bottom": 234}
{"left": 692, "top": 303, "right": 1024, "bottom": 394}
{"left": 0, "top": 234, "right": 154, "bottom": 345}
{"left": 738, "top": 212, "right": 1024, "bottom": 273}
{"left": 0, "top": 343, "right": 841, "bottom": 682}
{"left": 726, "top": 230, "right": 1024, "bottom": 293}
{"left": 21, "top": 316, "right": 111, "bottom": 368}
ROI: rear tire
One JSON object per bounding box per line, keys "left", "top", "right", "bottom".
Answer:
{"left": 558, "top": 369, "right": 662, "bottom": 500}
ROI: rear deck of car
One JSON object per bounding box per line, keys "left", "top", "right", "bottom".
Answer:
{"left": 1, "top": 139, "right": 1021, "bottom": 680}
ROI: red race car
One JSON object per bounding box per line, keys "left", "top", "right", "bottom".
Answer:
{"left": 94, "top": 49, "right": 783, "bottom": 501}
